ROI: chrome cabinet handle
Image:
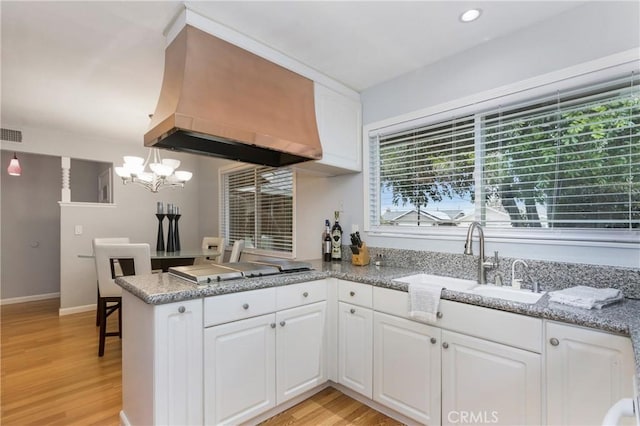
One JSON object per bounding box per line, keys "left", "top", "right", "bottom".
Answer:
{"left": 430, "top": 337, "right": 437, "bottom": 344}
{"left": 436, "top": 311, "right": 443, "bottom": 319}
{"left": 350, "top": 291, "right": 355, "bottom": 297}
{"left": 303, "top": 292, "right": 309, "bottom": 297}
{"left": 442, "top": 342, "right": 449, "bottom": 349}
{"left": 550, "top": 338, "right": 560, "bottom": 346}
{"left": 178, "top": 306, "right": 185, "bottom": 314}
{"left": 280, "top": 321, "right": 286, "bottom": 327}
{"left": 270, "top": 323, "right": 276, "bottom": 329}
{"left": 350, "top": 308, "right": 356, "bottom": 314}
{"left": 242, "top": 303, "right": 249, "bottom": 310}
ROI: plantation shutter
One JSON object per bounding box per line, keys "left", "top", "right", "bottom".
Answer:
{"left": 222, "top": 166, "right": 294, "bottom": 254}
{"left": 482, "top": 74, "right": 639, "bottom": 229}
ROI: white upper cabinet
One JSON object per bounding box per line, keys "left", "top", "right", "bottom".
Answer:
{"left": 296, "top": 83, "right": 362, "bottom": 176}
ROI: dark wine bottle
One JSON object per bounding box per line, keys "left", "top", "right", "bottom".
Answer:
{"left": 323, "top": 220, "right": 332, "bottom": 262}
{"left": 331, "top": 211, "right": 343, "bottom": 261}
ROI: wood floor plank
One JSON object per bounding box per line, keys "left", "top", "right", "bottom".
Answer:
{"left": 2, "top": 299, "right": 404, "bottom": 426}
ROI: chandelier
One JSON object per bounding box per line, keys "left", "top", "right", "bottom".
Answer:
{"left": 114, "top": 148, "right": 193, "bottom": 193}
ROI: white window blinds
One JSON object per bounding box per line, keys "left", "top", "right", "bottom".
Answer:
{"left": 222, "top": 166, "right": 294, "bottom": 254}
{"left": 482, "top": 75, "right": 639, "bottom": 229}
{"left": 369, "top": 73, "right": 639, "bottom": 232}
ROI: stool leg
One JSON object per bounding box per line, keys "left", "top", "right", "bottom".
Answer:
{"left": 118, "top": 301, "right": 122, "bottom": 339}
{"left": 98, "top": 298, "right": 106, "bottom": 357}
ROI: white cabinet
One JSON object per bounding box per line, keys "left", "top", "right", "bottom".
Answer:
{"left": 373, "top": 311, "right": 441, "bottom": 425}
{"left": 276, "top": 302, "right": 328, "bottom": 402}
{"left": 204, "top": 313, "right": 276, "bottom": 425}
{"left": 546, "top": 321, "right": 635, "bottom": 426}
{"left": 338, "top": 301, "right": 373, "bottom": 398}
{"left": 441, "top": 330, "right": 541, "bottom": 426}
{"left": 204, "top": 295, "right": 328, "bottom": 425}
{"left": 121, "top": 292, "right": 203, "bottom": 426}
{"left": 296, "top": 83, "right": 361, "bottom": 175}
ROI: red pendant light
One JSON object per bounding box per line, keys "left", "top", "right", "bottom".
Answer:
{"left": 7, "top": 152, "right": 22, "bottom": 176}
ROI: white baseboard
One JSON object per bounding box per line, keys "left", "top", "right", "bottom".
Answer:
{"left": 0, "top": 292, "right": 60, "bottom": 305}
{"left": 59, "top": 303, "right": 96, "bottom": 316}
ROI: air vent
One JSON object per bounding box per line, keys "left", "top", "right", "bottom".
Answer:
{"left": 1, "top": 128, "right": 23, "bottom": 143}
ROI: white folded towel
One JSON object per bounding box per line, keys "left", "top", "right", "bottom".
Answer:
{"left": 548, "top": 286, "right": 623, "bottom": 309}
{"left": 408, "top": 282, "right": 443, "bottom": 323}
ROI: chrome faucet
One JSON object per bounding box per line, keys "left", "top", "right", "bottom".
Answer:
{"left": 464, "top": 221, "right": 498, "bottom": 285}
{"left": 512, "top": 259, "right": 540, "bottom": 293}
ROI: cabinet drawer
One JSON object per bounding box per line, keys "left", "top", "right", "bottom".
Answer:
{"left": 276, "top": 280, "right": 328, "bottom": 311}
{"left": 204, "top": 287, "right": 277, "bottom": 327}
{"left": 338, "top": 280, "right": 372, "bottom": 308}
{"left": 438, "top": 300, "right": 542, "bottom": 353}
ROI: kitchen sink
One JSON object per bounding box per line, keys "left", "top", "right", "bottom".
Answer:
{"left": 393, "top": 273, "right": 477, "bottom": 292}
{"left": 465, "top": 285, "right": 545, "bottom": 304}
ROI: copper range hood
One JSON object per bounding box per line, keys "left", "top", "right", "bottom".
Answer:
{"left": 144, "top": 25, "right": 322, "bottom": 167}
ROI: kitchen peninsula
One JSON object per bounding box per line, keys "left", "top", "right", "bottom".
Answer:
{"left": 116, "top": 259, "right": 640, "bottom": 426}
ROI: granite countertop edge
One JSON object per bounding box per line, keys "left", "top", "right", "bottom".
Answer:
{"left": 116, "top": 260, "right": 640, "bottom": 395}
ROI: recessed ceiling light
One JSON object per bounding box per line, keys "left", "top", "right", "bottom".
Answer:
{"left": 460, "top": 8, "right": 482, "bottom": 23}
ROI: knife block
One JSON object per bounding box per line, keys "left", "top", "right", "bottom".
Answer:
{"left": 352, "top": 243, "right": 370, "bottom": 266}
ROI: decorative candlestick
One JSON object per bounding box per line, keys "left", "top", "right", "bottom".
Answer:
{"left": 166, "top": 213, "right": 176, "bottom": 252}
{"left": 155, "top": 213, "right": 166, "bottom": 252}
{"left": 174, "top": 214, "right": 181, "bottom": 251}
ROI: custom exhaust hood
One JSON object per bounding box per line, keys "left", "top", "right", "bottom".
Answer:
{"left": 144, "top": 24, "right": 323, "bottom": 167}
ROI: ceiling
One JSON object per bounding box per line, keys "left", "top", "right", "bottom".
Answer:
{"left": 1, "top": 1, "right": 585, "bottom": 146}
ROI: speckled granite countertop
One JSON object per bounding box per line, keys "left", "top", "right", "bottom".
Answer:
{"left": 116, "top": 260, "right": 640, "bottom": 396}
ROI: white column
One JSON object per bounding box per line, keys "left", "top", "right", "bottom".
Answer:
{"left": 61, "top": 156, "right": 71, "bottom": 202}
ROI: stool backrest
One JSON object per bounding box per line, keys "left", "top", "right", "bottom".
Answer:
{"left": 199, "top": 237, "right": 225, "bottom": 264}
{"left": 229, "top": 239, "right": 245, "bottom": 263}
{"left": 94, "top": 243, "right": 151, "bottom": 298}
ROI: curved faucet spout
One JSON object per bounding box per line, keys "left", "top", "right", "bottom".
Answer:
{"left": 464, "top": 221, "right": 497, "bottom": 285}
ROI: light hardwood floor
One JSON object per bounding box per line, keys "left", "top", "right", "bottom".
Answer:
{"left": 1, "top": 298, "right": 403, "bottom": 426}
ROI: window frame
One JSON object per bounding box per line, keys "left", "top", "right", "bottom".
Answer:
{"left": 219, "top": 163, "right": 297, "bottom": 258}
{"left": 364, "top": 53, "right": 640, "bottom": 249}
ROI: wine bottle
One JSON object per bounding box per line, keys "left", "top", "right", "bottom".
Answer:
{"left": 323, "top": 220, "right": 332, "bottom": 262}
{"left": 331, "top": 211, "right": 343, "bottom": 261}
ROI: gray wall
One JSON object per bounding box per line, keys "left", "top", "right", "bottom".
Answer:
{"left": 361, "top": 1, "right": 640, "bottom": 124}
{"left": 70, "top": 158, "right": 111, "bottom": 203}
{"left": 1, "top": 150, "right": 61, "bottom": 299}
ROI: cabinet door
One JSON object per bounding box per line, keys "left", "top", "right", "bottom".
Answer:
{"left": 546, "top": 321, "right": 634, "bottom": 426}
{"left": 276, "top": 301, "right": 327, "bottom": 403}
{"left": 338, "top": 301, "right": 373, "bottom": 398}
{"left": 154, "top": 299, "right": 203, "bottom": 426}
{"left": 204, "top": 314, "right": 276, "bottom": 425}
{"left": 373, "top": 312, "right": 441, "bottom": 425}
{"left": 442, "top": 330, "right": 541, "bottom": 426}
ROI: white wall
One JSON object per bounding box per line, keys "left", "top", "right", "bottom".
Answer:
{"left": 361, "top": 1, "right": 640, "bottom": 124}
{"left": 358, "top": 1, "right": 640, "bottom": 267}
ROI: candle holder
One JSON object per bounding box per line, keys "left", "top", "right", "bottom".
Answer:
{"left": 155, "top": 213, "right": 166, "bottom": 252}
{"left": 166, "top": 213, "right": 176, "bottom": 252}
{"left": 174, "top": 214, "right": 181, "bottom": 251}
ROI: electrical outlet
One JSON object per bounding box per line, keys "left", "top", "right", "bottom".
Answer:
{"left": 74, "top": 225, "right": 83, "bottom": 235}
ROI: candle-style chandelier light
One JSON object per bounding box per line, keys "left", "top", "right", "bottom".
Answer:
{"left": 114, "top": 148, "right": 192, "bottom": 193}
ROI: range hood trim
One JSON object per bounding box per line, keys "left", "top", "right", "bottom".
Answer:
{"left": 145, "top": 24, "right": 323, "bottom": 167}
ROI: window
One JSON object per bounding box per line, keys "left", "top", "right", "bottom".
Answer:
{"left": 221, "top": 165, "right": 294, "bottom": 255}
{"left": 368, "top": 73, "right": 639, "bottom": 237}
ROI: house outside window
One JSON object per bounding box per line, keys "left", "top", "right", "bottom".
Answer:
{"left": 368, "top": 73, "right": 639, "bottom": 242}
{"left": 221, "top": 165, "right": 294, "bottom": 256}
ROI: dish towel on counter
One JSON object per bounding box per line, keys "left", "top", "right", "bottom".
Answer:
{"left": 408, "top": 283, "right": 444, "bottom": 323}
{"left": 548, "top": 285, "right": 623, "bottom": 309}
